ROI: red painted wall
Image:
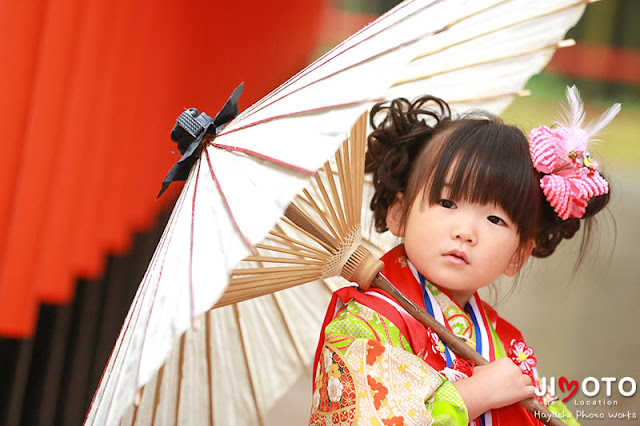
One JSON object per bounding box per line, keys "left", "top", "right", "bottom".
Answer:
{"left": 0, "top": 0, "right": 324, "bottom": 337}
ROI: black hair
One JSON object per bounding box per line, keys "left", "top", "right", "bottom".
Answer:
{"left": 365, "top": 95, "right": 610, "bottom": 258}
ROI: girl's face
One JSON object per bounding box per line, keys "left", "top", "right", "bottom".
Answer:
{"left": 387, "top": 187, "right": 529, "bottom": 307}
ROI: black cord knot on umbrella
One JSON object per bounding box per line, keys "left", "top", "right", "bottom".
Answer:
{"left": 158, "top": 82, "right": 244, "bottom": 198}
{"left": 171, "top": 108, "right": 215, "bottom": 154}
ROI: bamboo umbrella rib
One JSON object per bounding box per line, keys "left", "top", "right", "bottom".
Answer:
{"left": 353, "top": 128, "right": 363, "bottom": 227}
{"left": 342, "top": 135, "right": 359, "bottom": 229}
{"left": 332, "top": 151, "right": 349, "bottom": 228}
{"left": 271, "top": 223, "right": 329, "bottom": 258}
{"left": 263, "top": 233, "right": 312, "bottom": 254}
{"left": 228, "top": 271, "right": 322, "bottom": 289}
{"left": 242, "top": 255, "right": 323, "bottom": 266}
{"left": 300, "top": 189, "right": 340, "bottom": 241}
{"left": 285, "top": 203, "right": 337, "bottom": 249}
{"left": 345, "top": 139, "right": 357, "bottom": 229}
{"left": 226, "top": 274, "right": 323, "bottom": 296}
{"left": 358, "top": 126, "right": 366, "bottom": 216}
{"left": 255, "top": 243, "right": 327, "bottom": 261}
{"left": 232, "top": 265, "right": 325, "bottom": 276}
{"left": 174, "top": 334, "right": 186, "bottom": 426}
{"left": 216, "top": 277, "right": 326, "bottom": 308}
{"left": 413, "top": 0, "right": 589, "bottom": 61}
{"left": 355, "top": 112, "right": 366, "bottom": 210}
{"left": 335, "top": 146, "right": 353, "bottom": 229}
{"left": 267, "top": 229, "right": 328, "bottom": 257}
{"left": 271, "top": 292, "right": 307, "bottom": 365}
{"left": 294, "top": 192, "right": 334, "bottom": 239}
{"left": 232, "top": 305, "right": 263, "bottom": 425}
{"left": 352, "top": 113, "right": 367, "bottom": 217}
{"left": 313, "top": 170, "right": 345, "bottom": 237}
{"left": 281, "top": 216, "right": 336, "bottom": 253}
{"left": 230, "top": 269, "right": 322, "bottom": 286}
{"left": 130, "top": 387, "right": 141, "bottom": 425}
{"left": 205, "top": 312, "right": 214, "bottom": 426}
{"left": 150, "top": 365, "right": 165, "bottom": 425}
{"left": 392, "top": 39, "right": 576, "bottom": 87}
{"left": 289, "top": 198, "right": 339, "bottom": 248}
{"left": 309, "top": 170, "right": 341, "bottom": 237}
{"left": 342, "top": 139, "right": 355, "bottom": 227}
{"left": 213, "top": 294, "right": 258, "bottom": 309}
{"left": 323, "top": 162, "right": 348, "bottom": 234}
{"left": 345, "top": 131, "right": 359, "bottom": 227}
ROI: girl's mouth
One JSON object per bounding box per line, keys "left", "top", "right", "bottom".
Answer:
{"left": 444, "top": 250, "right": 469, "bottom": 264}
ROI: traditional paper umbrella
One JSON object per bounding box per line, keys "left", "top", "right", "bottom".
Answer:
{"left": 85, "top": 0, "right": 596, "bottom": 425}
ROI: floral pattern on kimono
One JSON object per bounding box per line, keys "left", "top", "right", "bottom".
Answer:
{"left": 309, "top": 301, "right": 468, "bottom": 425}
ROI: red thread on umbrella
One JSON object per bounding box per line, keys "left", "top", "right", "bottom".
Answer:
{"left": 95, "top": 245, "right": 160, "bottom": 422}
{"left": 208, "top": 142, "right": 316, "bottom": 176}
{"left": 189, "top": 158, "right": 202, "bottom": 325}
{"left": 219, "top": 99, "right": 384, "bottom": 138}
{"left": 203, "top": 149, "right": 257, "bottom": 255}
{"left": 133, "top": 182, "right": 189, "bottom": 398}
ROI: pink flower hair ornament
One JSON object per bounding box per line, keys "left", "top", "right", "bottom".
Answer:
{"left": 529, "top": 86, "right": 621, "bottom": 220}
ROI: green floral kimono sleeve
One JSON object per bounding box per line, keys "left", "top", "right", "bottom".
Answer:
{"left": 309, "top": 300, "right": 468, "bottom": 426}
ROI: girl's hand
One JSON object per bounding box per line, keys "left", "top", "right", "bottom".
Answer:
{"left": 452, "top": 357, "right": 536, "bottom": 420}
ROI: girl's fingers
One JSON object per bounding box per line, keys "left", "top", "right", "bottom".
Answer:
{"left": 523, "top": 374, "right": 533, "bottom": 386}
{"left": 522, "top": 387, "right": 537, "bottom": 400}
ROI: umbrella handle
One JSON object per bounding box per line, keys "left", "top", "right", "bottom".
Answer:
{"left": 371, "top": 273, "right": 566, "bottom": 426}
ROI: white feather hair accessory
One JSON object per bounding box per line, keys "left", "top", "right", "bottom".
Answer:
{"left": 528, "top": 86, "right": 620, "bottom": 220}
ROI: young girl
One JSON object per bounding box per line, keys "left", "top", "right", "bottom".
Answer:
{"left": 309, "top": 87, "right": 619, "bottom": 425}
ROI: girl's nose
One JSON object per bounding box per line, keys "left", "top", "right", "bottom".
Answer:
{"left": 452, "top": 222, "right": 477, "bottom": 245}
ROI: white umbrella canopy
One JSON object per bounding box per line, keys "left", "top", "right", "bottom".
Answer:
{"left": 85, "top": 0, "right": 593, "bottom": 425}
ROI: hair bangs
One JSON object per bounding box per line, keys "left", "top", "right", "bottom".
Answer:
{"left": 427, "top": 120, "right": 540, "bottom": 241}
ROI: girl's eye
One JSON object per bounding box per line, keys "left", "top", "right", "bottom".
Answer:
{"left": 487, "top": 215, "right": 506, "bottom": 226}
{"left": 439, "top": 199, "right": 456, "bottom": 209}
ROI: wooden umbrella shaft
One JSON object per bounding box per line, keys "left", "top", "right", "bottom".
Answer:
{"left": 372, "top": 273, "right": 566, "bottom": 426}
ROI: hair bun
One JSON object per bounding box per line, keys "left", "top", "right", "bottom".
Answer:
{"left": 532, "top": 216, "right": 579, "bottom": 258}
{"left": 532, "top": 185, "right": 610, "bottom": 258}
{"left": 365, "top": 96, "right": 452, "bottom": 232}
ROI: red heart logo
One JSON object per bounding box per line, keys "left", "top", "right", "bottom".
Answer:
{"left": 558, "top": 377, "right": 578, "bottom": 402}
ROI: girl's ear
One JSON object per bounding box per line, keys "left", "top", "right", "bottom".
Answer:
{"left": 504, "top": 239, "right": 534, "bottom": 277}
{"left": 386, "top": 194, "right": 405, "bottom": 237}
